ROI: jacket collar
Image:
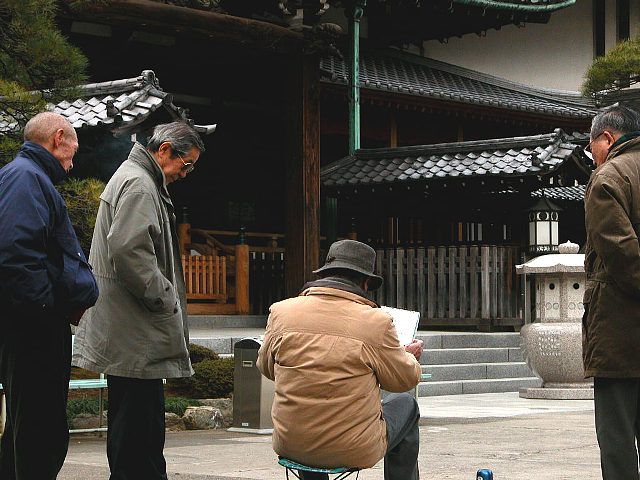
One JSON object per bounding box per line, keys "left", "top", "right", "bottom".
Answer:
{"left": 300, "top": 277, "right": 379, "bottom": 308}
{"left": 127, "top": 142, "right": 172, "bottom": 204}
{"left": 20, "top": 141, "right": 67, "bottom": 184}
{"left": 607, "top": 132, "right": 640, "bottom": 161}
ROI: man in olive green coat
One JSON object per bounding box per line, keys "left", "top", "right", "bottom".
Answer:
{"left": 583, "top": 104, "right": 640, "bottom": 480}
{"left": 73, "top": 122, "right": 204, "bottom": 480}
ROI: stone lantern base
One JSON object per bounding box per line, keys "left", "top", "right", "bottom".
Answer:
{"left": 519, "top": 322, "right": 594, "bottom": 400}
{"left": 519, "top": 385, "right": 593, "bottom": 400}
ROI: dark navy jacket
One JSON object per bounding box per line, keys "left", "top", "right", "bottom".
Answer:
{"left": 0, "top": 141, "right": 98, "bottom": 320}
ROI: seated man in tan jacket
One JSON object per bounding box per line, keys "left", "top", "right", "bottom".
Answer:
{"left": 257, "top": 239, "right": 423, "bottom": 480}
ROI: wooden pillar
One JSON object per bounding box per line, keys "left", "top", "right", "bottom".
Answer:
{"left": 285, "top": 52, "right": 321, "bottom": 297}
{"left": 235, "top": 244, "right": 250, "bottom": 314}
{"left": 0, "top": 391, "right": 5, "bottom": 435}
{"left": 390, "top": 111, "right": 398, "bottom": 147}
{"left": 177, "top": 223, "right": 191, "bottom": 255}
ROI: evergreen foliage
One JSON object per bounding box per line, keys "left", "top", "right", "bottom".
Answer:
{"left": 56, "top": 178, "right": 105, "bottom": 255}
{"left": 0, "top": 0, "right": 88, "bottom": 165}
{"left": 582, "top": 37, "right": 640, "bottom": 99}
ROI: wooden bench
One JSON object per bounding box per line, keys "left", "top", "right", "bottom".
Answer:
{"left": 0, "top": 335, "right": 108, "bottom": 435}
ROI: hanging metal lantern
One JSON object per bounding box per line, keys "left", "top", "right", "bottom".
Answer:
{"left": 527, "top": 195, "right": 562, "bottom": 254}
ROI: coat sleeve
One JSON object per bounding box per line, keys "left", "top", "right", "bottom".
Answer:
{"left": 106, "top": 190, "right": 176, "bottom": 313}
{"left": 0, "top": 170, "right": 55, "bottom": 312}
{"left": 585, "top": 171, "right": 640, "bottom": 299}
{"left": 362, "top": 317, "right": 421, "bottom": 393}
{"left": 257, "top": 308, "right": 277, "bottom": 380}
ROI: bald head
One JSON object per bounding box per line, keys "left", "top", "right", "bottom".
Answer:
{"left": 24, "top": 112, "right": 73, "bottom": 144}
{"left": 23, "top": 112, "right": 78, "bottom": 172}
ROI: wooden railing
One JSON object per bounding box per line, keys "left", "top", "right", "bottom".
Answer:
{"left": 373, "top": 245, "right": 523, "bottom": 328}
{"left": 182, "top": 254, "right": 227, "bottom": 301}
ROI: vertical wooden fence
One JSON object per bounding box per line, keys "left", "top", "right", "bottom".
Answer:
{"left": 250, "top": 251, "right": 285, "bottom": 314}
{"left": 373, "top": 245, "right": 522, "bottom": 328}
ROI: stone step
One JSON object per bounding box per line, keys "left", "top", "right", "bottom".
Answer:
{"left": 416, "top": 332, "right": 522, "bottom": 350}
{"left": 418, "top": 377, "right": 542, "bottom": 397}
{"left": 188, "top": 315, "right": 267, "bottom": 329}
{"left": 422, "top": 362, "right": 535, "bottom": 382}
{"left": 421, "top": 347, "right": 524, "bottom": 365}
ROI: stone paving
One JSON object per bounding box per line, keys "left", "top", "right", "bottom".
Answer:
{"left": 59, "top": 392, "right": 601, "bottom": 480}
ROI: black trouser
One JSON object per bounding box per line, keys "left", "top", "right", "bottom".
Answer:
{"left": 0, "top": 320, "right": 71, "bottom": 480}
{"left": 106, "top": 375, "right": 167, "bottom": 480}
{"left": 594, "top": 377, "right": 640, "bottom": 480}
{"left": 300, "top": 392, "right": 420, "bottom": 480}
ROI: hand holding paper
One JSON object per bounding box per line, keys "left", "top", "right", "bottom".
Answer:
{"left": 380, "top": 306, "right": 420, "bottom": 347}
{"left": 404, "top": 339, "right": 424, "bottom": 361}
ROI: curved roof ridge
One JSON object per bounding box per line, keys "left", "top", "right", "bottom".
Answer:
{"left": 353, "top": 130, "right": 563, "bottom": 160}
{"left": 452, "top": 0, "right": 577, "bottom": 12}
{"left": 78, "top": 70, "right": 162, "bottom": 98}
{"left": 383, "top": 49, "right": 594, "bottom": 108}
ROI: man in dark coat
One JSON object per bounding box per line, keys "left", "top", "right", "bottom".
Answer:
{"left": 0, "top": 111, "right": 99, "bottom": 479}
{"left": 583, "top": 104, "right": 640, "bottom": 480}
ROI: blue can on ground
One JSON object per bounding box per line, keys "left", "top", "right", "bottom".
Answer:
{"left": 477, "top": 469, "right": 493, "bottom": 480}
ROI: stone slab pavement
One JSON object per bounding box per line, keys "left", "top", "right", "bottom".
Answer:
{"left": 59, "top": 392, "right": 602, "bottom": 480}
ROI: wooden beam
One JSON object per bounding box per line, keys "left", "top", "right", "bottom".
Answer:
{"left": 285, "top": 53, "right": 321, "bottom": 296}
{"left": 60, "top": 0, "right": 303, "bottom": 53}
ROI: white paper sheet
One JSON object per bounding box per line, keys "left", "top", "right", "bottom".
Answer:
{"left": 380, "top": 306, "right": 420, "bottom": 346}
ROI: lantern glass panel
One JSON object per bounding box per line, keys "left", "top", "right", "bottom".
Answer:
{"left": 529, "top": 221, "right": 536, "bottom": 245}
{"left": 536, "top": 221, "right": 550, "bottom": 245}
{"left": 551, "top": 221, "right": 558, "bottom": 245}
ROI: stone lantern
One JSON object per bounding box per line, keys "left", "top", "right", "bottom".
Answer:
{"left": 516, "top": 240, "right": 593, "bottom": 399}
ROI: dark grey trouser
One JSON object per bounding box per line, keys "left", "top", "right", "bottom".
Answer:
{"left": 299, "top": 392, "right": 420, "bottom": 480}
{"left": 594, "top": 377, "right": 640, "bottom": 480}
{"left": 382, "top": 392, "right": 420, "bottom": 480}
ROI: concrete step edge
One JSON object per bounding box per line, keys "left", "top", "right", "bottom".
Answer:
{"left": 420, "top": 377, "right": 539, "bottom": 385}
{"left": 422, "top": 361, "right": 527, "bottom": 368}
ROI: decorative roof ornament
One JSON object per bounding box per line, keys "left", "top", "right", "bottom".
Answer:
{"left": 558, "top": 240, "right": 579, "bottom": 254}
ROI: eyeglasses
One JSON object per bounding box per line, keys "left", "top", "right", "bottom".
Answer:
{"left": 176, "top": 153, "right": 195, "bottom": 174}
{"left": 584, "top": 131, "right": 605, "bottom": 157}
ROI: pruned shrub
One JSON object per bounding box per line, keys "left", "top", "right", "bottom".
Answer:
{"left": 188, "top": 343, "right": 219, "bottom": 364}
{"left": 165, "top": 396, "right": 202, "bottom": 417}
{"left": 190, "top": 358, "right": 234, "bottom": 398}
{"left": 67, "top": 397, "right": 105, "bottom": 423}
{"left": 165, "top": 343, "right": 229, "bottom": 398}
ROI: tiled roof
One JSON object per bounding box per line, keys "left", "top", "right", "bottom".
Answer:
{"left": 53, "top": 70, "right": 177, "bottom": 131}
{"left": 322, "top": 129, "right": 584, "bottom": 187}
{"left": 0, "top": 70, "right": 216, "bottom": 135}
{"left": 531, "top": 185, "right": 586, "bottom": 201}
{"left": 566, "top": 131, "right": 590, "bottom": 144}
{"left": 321, "top": 51, "right": 597, "bottom": 119}
{"left": 451, "top": 0, "right": 576, "bottom": 11}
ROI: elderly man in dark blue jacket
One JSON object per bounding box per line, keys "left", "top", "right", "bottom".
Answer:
{"left": 0, "top": 111, "right": 99, "bottom": 480}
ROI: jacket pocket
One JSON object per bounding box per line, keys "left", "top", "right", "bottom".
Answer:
{"left": 53, "top": 233, "right": 99, "bottom": 314}
{"left": 146, "top": 309, "right": 187, "bottom": 363}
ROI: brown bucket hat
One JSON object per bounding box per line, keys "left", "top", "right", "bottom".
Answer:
{"left": 313, "top": 239, "right": 383, "bottom": 291}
